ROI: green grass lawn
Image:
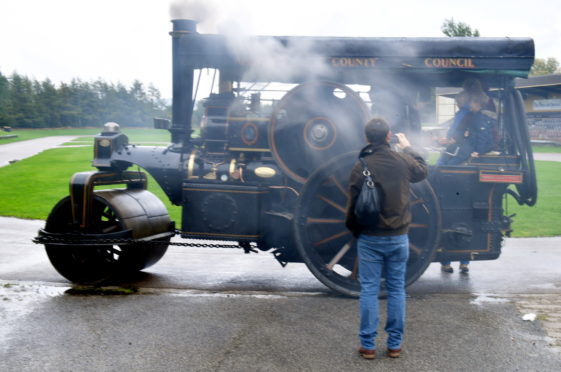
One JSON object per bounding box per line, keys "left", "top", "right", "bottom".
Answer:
{"left": 505, "top": 160, "right": 561, "bottom": 237}
{"left": 532, "top": 145, "right": 561, "bottom": 153}
{"left": 0, "top": 142, "right": 559, "bottom": 237}
{"left": 0, "top": 146, "right": 180, "bottom": 222}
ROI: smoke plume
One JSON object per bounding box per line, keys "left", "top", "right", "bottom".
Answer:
{"left": 169, "top": 0, "right": 229, "bottom": 34}
{"left": 169, "top": 0, "right": 329, "bottom": 82}
{"left": 168, "top": 0, "right": 440, "bottom": 152}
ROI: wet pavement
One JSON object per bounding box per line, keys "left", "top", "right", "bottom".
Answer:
{"left": 1, "top": 216, "right": 561, "bottom": 371}
{"left": 1, "top": 140, "right": 561, "bottom": 370}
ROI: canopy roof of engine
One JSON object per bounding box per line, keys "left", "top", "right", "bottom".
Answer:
{"left": 176, "top": 29, "right": 535, "bottom": 87}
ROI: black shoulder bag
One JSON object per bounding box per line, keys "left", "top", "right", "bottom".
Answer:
{"left": 354, "top": 157, "right": 383, "bottom": 227}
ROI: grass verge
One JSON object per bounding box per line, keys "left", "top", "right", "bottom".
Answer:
{"left": 505, "top": 160, "right": 561, "bottom": 237}
{"left": 0, "top": 146, "right": 181, "bottom": 222}
{"left": 532, "top": 145, "right": 561, "bottom": 153}
{"left": 0, "top": 145, "right": 559, "bottom": 237}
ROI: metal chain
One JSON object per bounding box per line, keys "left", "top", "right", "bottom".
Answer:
{"left": 33, "top": 229, "right": 244, "bottom": 249}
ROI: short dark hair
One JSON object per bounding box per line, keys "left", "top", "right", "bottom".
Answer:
{"left": 365, "top": 118, "right": 389, "bottom": 144}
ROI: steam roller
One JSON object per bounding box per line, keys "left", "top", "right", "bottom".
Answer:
{"left": 34, "top": 18, "right": 537, "bottom": 297}
{"left": 42, "top": 172, "right": 174, "bottom": 285}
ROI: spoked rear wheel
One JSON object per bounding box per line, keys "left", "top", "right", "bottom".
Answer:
{"left": 294, "top": 152, "right": 441, "bottom": 297}
{"left": 44, "top": 189, "right": 171, "bottom": 285}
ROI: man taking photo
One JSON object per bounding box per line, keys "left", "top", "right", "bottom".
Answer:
{"left": 346, "top": 117, "right": 428, "bottom": 359}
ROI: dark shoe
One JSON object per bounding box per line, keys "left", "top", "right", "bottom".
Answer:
{"left": 459, "top": 264, "right": 469, "bottom": 273}
{"left": 441, "top": 264, "right": 453, "bottom": 273}
{"left": 358, "top": 347, "right": 376, "bottom": 359}
{"left": 387, "top": 348, "right": 402, "bottom": 358}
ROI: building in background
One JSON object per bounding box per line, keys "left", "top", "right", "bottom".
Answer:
{"left": 516, "top": 74, "right": 561, "bottom": 144}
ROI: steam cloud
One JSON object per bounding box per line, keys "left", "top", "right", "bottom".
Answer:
{"left": 169, "top": 0, "right": 330, "bottom": 82}
{"left": 169, "top": 0, "right": 442, "bottom": 151}
{"left": 227, "top": 35, "right": 330, "bottom": 82}
{"left": 169, "top": 0, "right": 217, "bottom": 33}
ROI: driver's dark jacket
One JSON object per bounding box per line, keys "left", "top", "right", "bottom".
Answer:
{"left": 345, "top": 143, "right": 428, "bottom": 237}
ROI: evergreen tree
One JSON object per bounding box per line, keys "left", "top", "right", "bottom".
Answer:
{"left": 58, "top": 82, "right": 81, "bottom": 127}
{"left": 8, "top": 73, "right": 38, "bottom": 128}
{"left": 0, "top": 71, "right": 10, "bottom": 125}
{"left": 33, "top": 79, "right": 61, "bottom": 127}
{"left": 0, "top": 69, "right": 170, "bottom": 128}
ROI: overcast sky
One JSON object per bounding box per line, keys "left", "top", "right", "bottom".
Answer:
{"left": 1, "top": 0, "right": 559, "bottom": 98}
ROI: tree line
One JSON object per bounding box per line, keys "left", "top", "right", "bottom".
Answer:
{"left": 0, "top": 70, "right": 170, "bottom": 128}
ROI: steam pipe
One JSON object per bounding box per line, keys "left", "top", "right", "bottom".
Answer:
{"left": 170, "top": 19, "right": 197, "bottom": 148}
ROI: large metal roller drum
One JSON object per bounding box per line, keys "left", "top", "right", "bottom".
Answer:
{"left": 44, "top": 189, "right": 171, "bottom": 285}
{"left": 293, "top": 152, "right": 441, "bottom": 297}
{"left": 269, "top": 81, "right": 370, "bottom": 184}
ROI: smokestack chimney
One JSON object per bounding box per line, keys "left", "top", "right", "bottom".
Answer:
{"left": 170, "top": 19, "right": 197, "bottom": 148}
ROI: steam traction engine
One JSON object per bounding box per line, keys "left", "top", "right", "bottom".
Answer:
{"left": 36, "top": 20, "right": 537, "bottom": 296}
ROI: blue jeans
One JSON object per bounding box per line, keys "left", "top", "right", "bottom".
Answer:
{"left": 357, "top": 234, "right": 409, "bottom": 350}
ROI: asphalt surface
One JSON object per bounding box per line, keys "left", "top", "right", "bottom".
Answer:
{"left": 1, "top": 138, "right": 561, "bottom": 371}
{"left": 534, "top": 152, "right": 561, "bottom": 162}
{"left": 0, "top": 136, "right": 78, "bottom": 167}
{"left": 1, "top": 217, "right": 561, "bottom": 371}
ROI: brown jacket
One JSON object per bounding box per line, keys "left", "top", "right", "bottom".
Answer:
{"left": 345, "top": 143, "right": 428, "bottom": 236}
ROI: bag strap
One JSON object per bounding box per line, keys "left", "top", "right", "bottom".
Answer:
{"left": 358, "top": 157, "right": 375, "bottom": 188}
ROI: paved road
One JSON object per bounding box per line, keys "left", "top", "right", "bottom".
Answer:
{"left": 534, "top": 152, "right": 561, "bottom": 162}
{"left": 1, "top": 140, "right": 560, "bottom": 370}
{"left": 1, "top": 217, "right": 560, "bottom": 371}
{"left": 0, "top": 136, "right": 78, "bottom": 167}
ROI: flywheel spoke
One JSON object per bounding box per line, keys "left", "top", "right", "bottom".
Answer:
{"left": 306, "top": 218, "right": 345, "bottom": 224}
{"left": 326, "top": 240, "right": 353, "bottom": 270}
{"left": 312, "top": 230, "right": 350, "bottom": 247}
{"left": 317, "top": 195, "right": 347, "bottom": 214}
